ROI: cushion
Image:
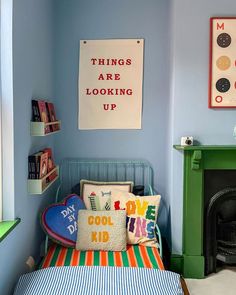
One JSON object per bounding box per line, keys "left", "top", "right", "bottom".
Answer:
{"left": 76, "top": 210, "right": 127, "bottom": 251}
{"left": 110, "top": 191, "right": 161, "bottom": 247}
{"left": 80, "top": 179, "right": 133, "bottom": 210}
{"left": 41, "top": 194, "right": 86, "bottom": 247}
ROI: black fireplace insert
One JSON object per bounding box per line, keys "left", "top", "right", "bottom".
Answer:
{"left": 204, "top": 170, "right": 236, "bottom": 275}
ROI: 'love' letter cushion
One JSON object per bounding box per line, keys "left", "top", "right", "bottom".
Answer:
{"left": 110, "top": 191, "right": 161, "bottom": 248}
{"left": 41, "top": 194, "right": 86, "bottom": 247}
{"left": 76, "top": 210, "right": 127, "bottom": 251}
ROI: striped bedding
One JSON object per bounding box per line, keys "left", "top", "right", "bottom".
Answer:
{"left": 39, "top": 244, "right": 164, "bottom": 270}
{"left": 14, "top": 266, "right": 184, "bottom": 295}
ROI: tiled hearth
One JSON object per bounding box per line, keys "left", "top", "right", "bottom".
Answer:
{"left": 171, "top": 145, "right": 236, "bottom": 278}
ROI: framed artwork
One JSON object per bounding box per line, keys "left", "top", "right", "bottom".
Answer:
{"left": 209, "top": 17, "right": 236, "bottom": 108}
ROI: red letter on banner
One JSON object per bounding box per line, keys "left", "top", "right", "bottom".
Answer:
{"left": 98, "top": 73, "right": 104, "bottom": 80}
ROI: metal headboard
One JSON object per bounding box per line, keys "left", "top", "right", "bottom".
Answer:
{"left": 44, "top": 158, "right": 162, "bottom": 258}
{"left": 56, "top": 158, "right": 154, "bottom": 201}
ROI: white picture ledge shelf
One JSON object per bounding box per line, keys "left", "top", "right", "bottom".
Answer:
{"left": 30, "top": 121, "right": 61, "bottom": 136}
{"left": 28, "top": 166, "right": 59, "bottom": 195}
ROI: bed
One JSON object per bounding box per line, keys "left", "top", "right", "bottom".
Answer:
{"left": 14, "top": 159, "right": 189, "bottom": 295}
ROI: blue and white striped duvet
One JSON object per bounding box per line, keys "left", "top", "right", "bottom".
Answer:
{"left": 14, "top": 266, "right": 183, "bottom": 295}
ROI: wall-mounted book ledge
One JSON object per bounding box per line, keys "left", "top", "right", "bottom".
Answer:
{"left": 30, "top": 121, "right": 61, "bottom": 136}
{"left": 28, "top": 166, "right": 59, "bottom": 194}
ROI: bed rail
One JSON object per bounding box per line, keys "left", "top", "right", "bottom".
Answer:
{"left": 56, "top": 158, "right": 154, "bottom": 201}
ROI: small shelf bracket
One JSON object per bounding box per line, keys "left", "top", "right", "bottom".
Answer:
{"left": 191, "top": 150, "right": 202, "bottom": 170}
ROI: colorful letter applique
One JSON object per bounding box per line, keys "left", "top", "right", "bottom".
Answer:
{"left": 111, "top": 191, "right": 161, "bottom": 247}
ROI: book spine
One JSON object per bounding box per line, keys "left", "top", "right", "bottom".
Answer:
{"left": 39, "top": 152, "right": 48, "bottom": 179}
{"left": 35, "top": 155, "right": 41, "bottom": 179}
{"left": 28, "top": 155, "right": 36, "bottom": 179}
{"left": 37, "top": 100, "right": 51, "bottom": 134}
{"left": 43, "top": 148, "right": 55, "bottom": 173}
{"left": 47, "top": 102, "right": 57, "bottom": 131}
{"left": 28, "top": 160, "right": 32, "bottom": 179}
{"left": 45, "top": 102, "right": 54, "bottom": 132}
{"left": 32, "top": 100, "right": 41, "bottom": 122}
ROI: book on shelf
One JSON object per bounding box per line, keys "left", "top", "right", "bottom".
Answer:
{"left": 39, "top": 152, "right": 48, "bottom": 179}
{"left": 31, "top": 99, "right": 59, "bottom": 133}
{"left": 46, "top": 102, "right": 60, "bottom": 131}
{"left": 43, "top": 148, "right": 55, "bottom": 172}
{"left": 37, "top": 100, "right": 51, "bottom": 134}
{"left": 45, "top": 102, "right": 53, "bottom": 132}
{"left": 28, "top": 156, "right": 35, "bottom": 179}
{"left": 28, "top": 148, "right": 57, "bottom": 182}
{"left": 28, "top": 152, "right": 43, "bottom": 179}
{"left": 32, "top": 100, "right": 41, "bottom": 122}
{"left": 43, "top": 148, "right": 58, "bottom": 182}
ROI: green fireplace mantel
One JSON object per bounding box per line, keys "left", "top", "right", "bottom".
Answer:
{"left": 174, "top": 145, "right": 236, "bottom": 151}
{"left": 170, "top": 145, "right": 236, "bottom": 278}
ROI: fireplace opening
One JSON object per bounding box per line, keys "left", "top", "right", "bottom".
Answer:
{"left": 204, "top": 170, "right": 236, "bottom": 275}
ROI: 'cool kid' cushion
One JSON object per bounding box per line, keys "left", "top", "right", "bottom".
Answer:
{"left": 76, "top": 210, "right": 127, "bottom": 251}
{"left": 111, "top": 191, "right": 161, "bottom": 248}
{"left": 41, "top": 194, "right": 86, "bottom": 247}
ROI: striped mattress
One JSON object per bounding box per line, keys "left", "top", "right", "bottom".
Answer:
{"left": 39, "top": 244, "right": 164, "bottom": 270}
{"left": 14, "top": 266, "right": 183, "bottom": 295}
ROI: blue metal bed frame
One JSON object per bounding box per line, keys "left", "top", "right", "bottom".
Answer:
{"left": 45, "top": 158, "right": 162, "bottom": 257}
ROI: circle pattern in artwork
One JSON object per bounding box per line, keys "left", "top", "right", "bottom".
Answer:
{"left": 215, "top": 96, "right": 223, "bottom": 103}
{"left": 216, "top": 56, "right": 231, "bottom": 70}
{"left": 216, "top": 78, "right": 231, "bottom": 93}
{"left": 217, "top": 33, "right": 231, "bottom": 48}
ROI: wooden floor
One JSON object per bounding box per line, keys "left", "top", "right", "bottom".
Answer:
{"left": 180, "top": 277, "right": 190, "bottom": 295}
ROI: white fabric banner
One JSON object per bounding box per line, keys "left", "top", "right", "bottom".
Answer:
{"left": 78, "top": 39, "right": 144, "bottom": 129}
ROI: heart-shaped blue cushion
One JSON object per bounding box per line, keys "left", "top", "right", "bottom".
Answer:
{"left": 41, "top": 194, "right": 86, "bottom": 247}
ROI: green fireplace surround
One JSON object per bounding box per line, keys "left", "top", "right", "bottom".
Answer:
{"left": 170, "top": 145, "right": 236, "bottom": 278}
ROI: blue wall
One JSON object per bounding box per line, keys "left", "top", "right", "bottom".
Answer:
{"left": 54, "top": 0, "right": 236, "bottom": 255}
{"left": 0, "top": 1, "right": 56, "bottom": 294}
{"left": 170, "top": 0, "right": 236, "bottom": 254}
{"left": 54, "top": 0, "right": 172, "bottom": 234}
{"left": 2, "top": 0, "right": 236, "bottom": 293}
